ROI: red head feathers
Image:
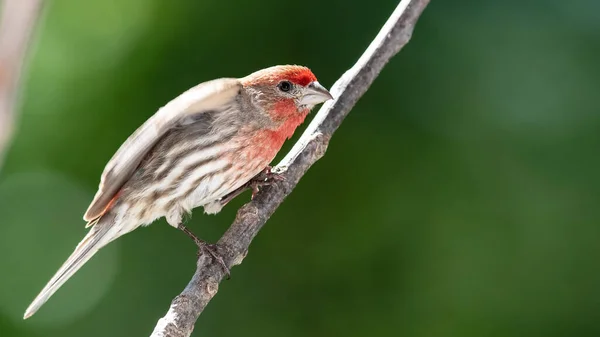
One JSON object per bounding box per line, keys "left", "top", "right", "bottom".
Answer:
{"left": 241, "top": 65, "right": 317, "bottom": 87}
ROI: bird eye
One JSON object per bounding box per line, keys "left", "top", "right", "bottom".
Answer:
{"left": 278, "top": 81, "right": 292, "bottom": 92}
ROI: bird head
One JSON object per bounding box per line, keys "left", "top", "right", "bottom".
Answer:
{"left": 241, "top": 65, "right": 333, "bottom": 122}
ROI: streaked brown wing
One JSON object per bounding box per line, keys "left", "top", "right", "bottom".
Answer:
{"left": 83, "top": 78, "right": 241, "bottom": 221}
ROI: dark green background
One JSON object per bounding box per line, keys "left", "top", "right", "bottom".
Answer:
{"left": 2, "top": 0, "right": 600, "bottom": 336}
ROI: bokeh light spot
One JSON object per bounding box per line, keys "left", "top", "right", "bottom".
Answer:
{"left": 0, "top": 171, "right": 119, "bottom": 328}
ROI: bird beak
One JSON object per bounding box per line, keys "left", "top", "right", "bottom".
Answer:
{"left": 300, "top": 81, "right": 334, "bottom": 106}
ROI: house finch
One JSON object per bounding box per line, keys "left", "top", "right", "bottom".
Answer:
{"left": 24, "top": 65, "right": 333, "bottom": 319}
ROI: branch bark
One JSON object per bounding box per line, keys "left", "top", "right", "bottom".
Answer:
{"left": 0, "top": 0, "right": 44, "bottom": 169}
{"left": 150, "top": 0, "right": 430, "bottom": 336}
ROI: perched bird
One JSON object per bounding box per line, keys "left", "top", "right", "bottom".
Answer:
{"left": 24, "top": 65, "right": 333, "bottom": 319}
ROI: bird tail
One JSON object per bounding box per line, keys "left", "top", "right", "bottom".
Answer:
{"left": 23, "top": 214, "right": 120, "bottom": 319}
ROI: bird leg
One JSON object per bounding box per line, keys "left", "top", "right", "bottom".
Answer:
{"left": 219, "top": 166, "right": 286, "bottom": 206}
{"left": 193, "top": 167, "right": 284, "bottom": 273}
{"left": 178, "top": 224, "right": 231, "bottom": 278}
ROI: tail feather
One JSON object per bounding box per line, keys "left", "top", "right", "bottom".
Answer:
{"left": 24, "top": 216, "right": 117, "bottom": 319}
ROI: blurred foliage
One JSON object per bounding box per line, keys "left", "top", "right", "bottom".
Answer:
{"left": 1, "top": 0, "right": 600, "bottom": 336}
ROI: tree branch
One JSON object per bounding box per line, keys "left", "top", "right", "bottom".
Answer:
{"left": 150, "top": 0, "right": 430, "bottom": 336}
{"left": 0, "top": 0, "right": 44, "bottom": 169}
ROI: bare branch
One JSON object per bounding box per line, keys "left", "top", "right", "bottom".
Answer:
{"left": 0, "top": 0, "right": 44, "bottom": 169}
{"left": 150, "top": 0, "right": 430, "bottom": 336}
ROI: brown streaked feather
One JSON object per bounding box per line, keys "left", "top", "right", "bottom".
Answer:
{"left": 83, "top": 78, "right": 242, "bottom": 222}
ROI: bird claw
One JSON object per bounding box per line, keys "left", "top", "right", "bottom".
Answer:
{"left": 271, "top": 165, "right": 288, "bottom": 175}
{"left": 263, "top": 166, "right": 286, "bottom": 181}
{"left": 249, "top": 166, "right": 285, "bottom": 199}
{"left": 217, "top": 166, "right": 286, "bottom": 204}
{"left": 179, "top": 224, "right": 231, "bottom": 278}
{"left": 197, "top": 243, "right": 231, "bottom": 279}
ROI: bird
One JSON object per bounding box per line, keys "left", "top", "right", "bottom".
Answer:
{"left": 23, "top": 65, "right": 333, "bottom": 319}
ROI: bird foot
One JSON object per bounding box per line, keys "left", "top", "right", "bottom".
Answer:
{"left": 218, "top": 166, "right": 286, "bottom": 205}
{"left": 249, "top": 166, "right": 286, "bottom": 199}
{"left": 178, "top": 224, "right": 230, "bottom": 278}
{"left": 197, "top": 243, "right": 231, "bottom": 279}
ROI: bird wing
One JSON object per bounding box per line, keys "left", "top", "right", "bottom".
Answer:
{"left": 83, "top": 78, "right": 242, "bottom": 222}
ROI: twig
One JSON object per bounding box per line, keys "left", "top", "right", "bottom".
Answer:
{"left": 0, "top": 0, "right": 44, "bottom": 169}
{"left": 150, "top": 0, "right": 430, "bottom": 336}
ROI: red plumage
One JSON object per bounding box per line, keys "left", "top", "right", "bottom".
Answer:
{"left": 240, "top": 65, "right": 317, "bottom": 87}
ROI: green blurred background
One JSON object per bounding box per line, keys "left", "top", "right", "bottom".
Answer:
{"left": 2, "top": 0, "right": 600, "bottom": 336}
